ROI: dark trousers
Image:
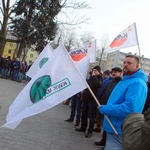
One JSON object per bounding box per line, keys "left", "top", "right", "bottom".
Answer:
{"left": 95, "top": 110, "right": 104, "bottom": 130}
{"left": 12, "top": 69, "right": 19, "bottom": 81}
{"left": 70, "top": 94, "right": 82, "bottom": 123}
{"left": 101, "top": 130, "right": 106, "bottom": 145}
{"left": 81, "top": 99, "right": 96, "bottom": 133}
{"left": 1, "top": 68, "right": 9, "bottom": 79}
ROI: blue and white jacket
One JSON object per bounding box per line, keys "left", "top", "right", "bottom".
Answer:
{"left": 99, "top": 69, "right": 148, "bottom": 135}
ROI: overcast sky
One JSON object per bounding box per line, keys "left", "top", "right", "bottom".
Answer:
{"left": 8, "top": 0, "right": 150, "bottom": 58}
{"left": 78, "top": 0, "right": 150, "bottom": 57}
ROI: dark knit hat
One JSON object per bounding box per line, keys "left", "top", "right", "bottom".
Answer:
{"left": 93, "top": 65, "right": 101, "bottom": 73}
{"left": 103, "top": 70, "right": 110, "bottom": 76}
{"left": 112, "top": 67, "right": 122, "bottom": 72}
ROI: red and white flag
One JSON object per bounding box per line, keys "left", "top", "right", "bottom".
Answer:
{"left": 70, "top": 40, "right": 96, "bottom": 63}
{"left": 69, "top": 47, "right": 90, "bottom": 79}
{"left": 107, "top": 23, "right": 139, "bottom": 51}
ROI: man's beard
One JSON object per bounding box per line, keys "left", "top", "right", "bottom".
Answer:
{"left": 123, "top": 67, "right": 130, "bottom": 74}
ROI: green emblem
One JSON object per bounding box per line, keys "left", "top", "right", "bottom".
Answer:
{"left": 39, "top": 58, "right": 49, "bottom": 68}
{"left": 30, "top": 75, "right": 51, "bottom": 103}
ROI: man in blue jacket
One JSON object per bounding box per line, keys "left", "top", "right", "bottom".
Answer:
{"left": 99, "top": 55, "right": 148, "bottom": 150}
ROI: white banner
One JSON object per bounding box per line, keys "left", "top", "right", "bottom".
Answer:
{"left": 2, "top": 44, "right": 88, "bottom": 129}
{"left": 26, "top": 43, "right": 53, "bottom": 78}
{"left": 85, "top": 40, "right": 96, "bottom": 63}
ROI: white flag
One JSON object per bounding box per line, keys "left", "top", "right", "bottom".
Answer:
{"left": 85, "top": 40, "right": 96, "bottom": 63}
{"left": 2, "top": 44, "right": 88, "bottom": 129}
{"left": 107, "top": 23, "right": 139, "bottom": 51}
{"left": 76, "top": 57, "right": 90, "bottom": 79}
{"left": 70, "top": 40, "right": 96, "bottom": 63}
{"left": 26, "top": 43, "right": 53, "bottom": 78}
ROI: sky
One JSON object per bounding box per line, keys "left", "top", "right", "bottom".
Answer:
{"left": 8, "top": 0, "right": 150, "bottom": 58}
{"left": 77, "top": 0, "right": 150, "bottom": 58}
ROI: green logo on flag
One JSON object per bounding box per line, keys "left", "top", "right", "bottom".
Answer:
{"left": 30, "top": 75, "right": 51, "bottom": 103}
{"left": 39, "top": 58, "right": 49, "bottom": 68}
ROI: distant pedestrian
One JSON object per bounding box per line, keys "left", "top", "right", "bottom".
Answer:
{"left": 1, "top": 56, "right": 11, "bottom": 79}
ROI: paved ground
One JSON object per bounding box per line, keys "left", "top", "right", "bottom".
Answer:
{"left": 0, "top": 78, "right": 103, "bottom": 150}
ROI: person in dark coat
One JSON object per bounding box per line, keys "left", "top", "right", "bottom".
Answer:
{"left": 75, "top": 65, "right": 103, "bottom": 138}
{"left": 122, "top": 107, "right": 150, "bottom": 150}
{"left": 1, "top": 56, "right": 11, "bottom": 79}
{"left": 94, "top": 70, "right": 111, "bottom": 133}
{"left": 142, "top": 73, "right": 150, "bottom": 113}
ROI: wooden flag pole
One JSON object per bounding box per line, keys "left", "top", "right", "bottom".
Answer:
{"left": 134, "top": 23, "right": 142, "bottom": 67}
{"left": 85, "top": 83, "right": 118, "bottom": 135}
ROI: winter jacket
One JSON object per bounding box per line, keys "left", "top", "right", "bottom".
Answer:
{"left": 142, "top": 81, "right": 150, "bottom": 113}
{"left": 82, "top": 73, "right": 103, "bottom": 101}
{"left": 100, "top": 77, "right": 122, "bottom": 105}
{"left": 1, "top": 58, "right": 11, "bottom": 69}
{"left": 99, "top": 69, "right": 148, "bottom": 135}
{"left": 122, "top": 108, "right": 150, "bottom": 150}
{"left": 98, "top": 76, "right": 112, "bottom": 99}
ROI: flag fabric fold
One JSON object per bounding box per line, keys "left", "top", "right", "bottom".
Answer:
{"left": 26, "top": 43, "right": 53, "bottom": 78}
{"left": 75, "top": 56, "right": 90, "bottom": 79}
{"left": 107, "top": 23, "right": 139, "bottom": 51}
{"left": 2, "top": 44, "right": 88, "bottom": 129}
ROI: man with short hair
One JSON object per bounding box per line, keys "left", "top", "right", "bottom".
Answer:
{"left": 99, "top": 55, "right": 148, "bottom": 150}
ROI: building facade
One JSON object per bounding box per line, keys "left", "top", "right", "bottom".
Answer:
{"left": 2, "top": 30, "right": 39, "bottom": 65}
{"left": 3, "top": 42, "right": 18, "bottom": 59}
{"left": 106, "top": 50, "right": 150, "bottom": 75}
{"left": 24, "top": 47, "right": 39, "bottom": 65}
{"left": 3, "top": 41, "right": 39, "bottom": 65}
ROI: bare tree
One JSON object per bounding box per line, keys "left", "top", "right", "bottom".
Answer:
{"left": 54, "top": 26, "right": 77, "bottom": 51}
{"left": 0, "top": 0, "right": 18, "bottom": 55}
{"left": 93, "top": 35, "right": 109, "bottom": 71}
{"left": 56, "top": 0, "right": 90, "bottom": 26}
{"left": 53, "top": 26, "right": 95, "bottom": 52}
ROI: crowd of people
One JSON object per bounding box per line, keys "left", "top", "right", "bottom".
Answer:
{"left": 64, "top": 54, "right": 150, "bottom": 150}
{"left": 1, "top": 54, "right": 150, "bottom": 149}
{"left": 0, "top": 55, "right": 32, "bottom": 83}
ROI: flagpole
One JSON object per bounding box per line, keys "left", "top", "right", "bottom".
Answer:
{"left": 134, "top": 23, "right": 142, "bottom": 66}
{"left": 61, "top": 44, "right": 118, "bottom": 135}
{"left": 82, "top": 80, "right": 118, "bottom": 135}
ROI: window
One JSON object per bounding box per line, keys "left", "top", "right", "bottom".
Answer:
{"left": 31, "top": 48, "right": 34, "bottom": 51}
{"left": 8, "top": 49, "right": 12, "bottom": 54}
{"left": 9, "top": 43, "right": 13, "bottom": 47}
{"left": 29, "top": 60, "right": 32, "bottom": 64}
{"left": 30, "top": 54, "right": 33, "bottom": 58}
